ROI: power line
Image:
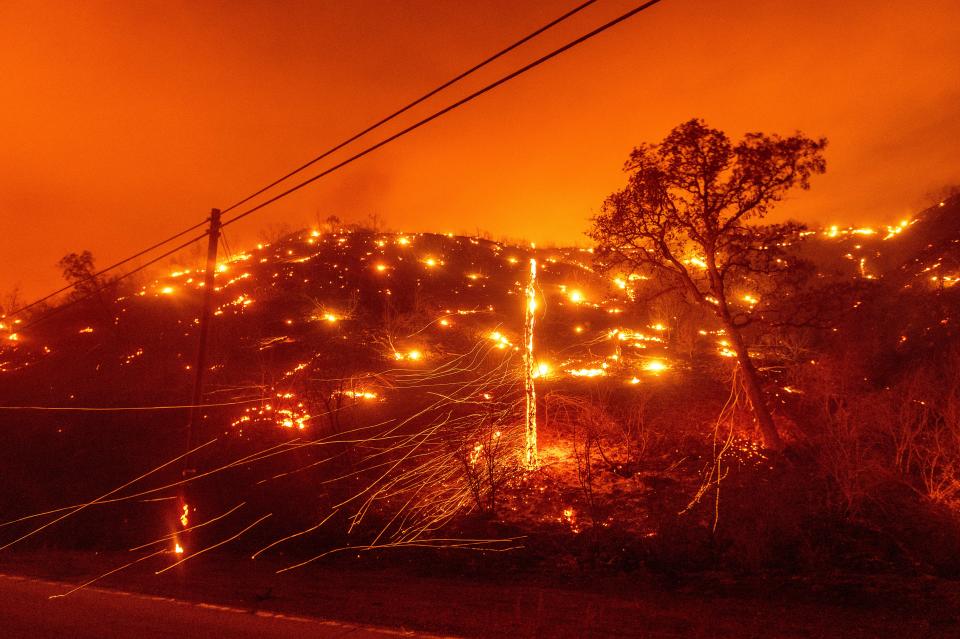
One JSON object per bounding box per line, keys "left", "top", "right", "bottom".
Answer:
{"left": 5, "top": 219, "right": 208, "bottom": 321}
{"left": 221, "top": 0, "right": 664, "bottom": 230}
{"left": 12, "top": 230, "right": 209, "bottom": 333}
{"left": 217, "top": 0, "right": 600, "bottom": 217}
{"left": 6, "top": 0, "right": 666, "bottom": 333}
{"left": 3, "top": 0, "right": 599, "bottom": 322}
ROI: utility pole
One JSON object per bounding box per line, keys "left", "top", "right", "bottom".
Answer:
{"left": 180, "top": 208, "right": 222, "bottom": 530}
{"left": 523, "top": 257, "right": 539, "bottom": 470}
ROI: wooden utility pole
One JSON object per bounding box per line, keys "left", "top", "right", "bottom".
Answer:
{"left": 523, "top": 257, "right": 539, "bottom": 470}
{"left": 180, "top": 209, "right": 221, "bottom": 528}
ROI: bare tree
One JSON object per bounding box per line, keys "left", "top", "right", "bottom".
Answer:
{"left": 257, "top": 222, "right": 293, "bottom": 244}
{"left": 57, "top": 250, "right": 122, "bottom": 329}
{"left": 0, "top": 285, "right": 23, "bottom": 317}
{"left": 589, "top": 119, "right": 827, "bottom": 450}
{"left": 57, "top": 251, "right": 101, "bottom": 297}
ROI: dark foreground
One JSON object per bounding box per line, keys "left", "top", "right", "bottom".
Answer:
{"left": 2, "top": 551, "right": 959, "bottom": 638}
{"left": 0, "top": 573, "right": 414, "bottom": 639}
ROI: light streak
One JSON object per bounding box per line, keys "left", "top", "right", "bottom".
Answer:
{"left": 48, "top": 549, "right": 167, "bottom": 599}
{"left": 155, "top": 514, "right": 273, "bottom": 574}
{"left": 0, "top": 439, "right": 218, "bottom": 552}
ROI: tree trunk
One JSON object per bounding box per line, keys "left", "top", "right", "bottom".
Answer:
{"left": 724, "top": 323, "right": 784, "bottom": 451}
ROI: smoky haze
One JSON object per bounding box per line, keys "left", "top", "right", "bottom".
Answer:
{"left": 1, "top": 0, "right": 958, "bottom": 298}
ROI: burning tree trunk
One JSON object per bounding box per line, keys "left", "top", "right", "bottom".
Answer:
{"left": 523, "top": 258, "right": 539, "bottom": 469}
{"left": 720, "top": 317, "right": 783, "bottom": 451}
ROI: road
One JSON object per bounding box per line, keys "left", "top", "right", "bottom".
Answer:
{"left": 0, "top": 573, "right": 435, "bottom": 639}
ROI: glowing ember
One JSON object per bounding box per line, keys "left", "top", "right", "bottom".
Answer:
{"left": 569, "top": 368, "right": 606, "bottom": 377}
{"left": 340, "top": 389, "right": 378, "bottom": 400}
{"left": 532, "top": 361, "right": 551, "bottom": 379}
{"left": 394, "top": 349, "right": 423, "bottom": 362}
{"left": 488, "top": 331, "right": 512, "bottom": 349}
{"left": 643, "top": 359, "right": 668, "bottom": 373}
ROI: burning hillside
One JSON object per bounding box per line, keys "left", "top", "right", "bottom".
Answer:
{"left": 1, "top": 194, "right": 959, "bottom": 581}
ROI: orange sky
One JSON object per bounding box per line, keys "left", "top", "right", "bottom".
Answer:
{"left": 2, "top": 0, "right": 958, "bottom": 299}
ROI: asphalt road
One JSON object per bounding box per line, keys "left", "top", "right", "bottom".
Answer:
{"left": 0, "top": 573, "right": 431, "bottom": 639}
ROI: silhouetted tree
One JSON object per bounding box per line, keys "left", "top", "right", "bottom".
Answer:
{"left": 257, "top": 222, "right": 293, "bottom": 244}
{"left": 589, "top": 119, "right": 827, "bottom": 450}
{"left": 324, "top": 215, "right": 342, "bottom": 233}
{"left": 0, "top": 285, "right": 23, "bottom": 317}
{"left": 57, "top": 251, "right": 103, "bottom": 299}
{"left": 57, "top": 250, "right": 122, "bottom": 330}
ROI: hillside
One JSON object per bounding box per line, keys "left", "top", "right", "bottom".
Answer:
{"left": 1, "top": 195, "right": 959, "bottom": 578}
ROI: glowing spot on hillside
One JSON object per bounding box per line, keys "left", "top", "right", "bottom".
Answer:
{"left": 643, "top": 359, "right": 668, "bottom": 373}
{"left": 569, "top": 367, "right": 606, "bottom": 377}
{"left": 339, "top": 389, "right": 378, "bottom": 401}
{"left": 488, "top": 331, "right": 512, "bottom": 349}
{"left": 532, "top": 362, "right": 551, "bottom": 379}
{"left": 393, "top": 349, "right": 423, "bottom": 362}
